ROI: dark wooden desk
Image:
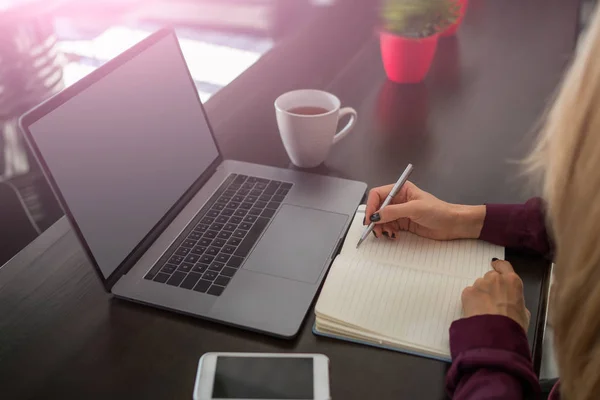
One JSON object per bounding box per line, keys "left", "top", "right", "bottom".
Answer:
{"left": 0, "top": 1, "right": 578, "bottom": 399}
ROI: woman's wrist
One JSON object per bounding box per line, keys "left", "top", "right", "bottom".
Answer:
{"left": 450, "top": 204, "right": 486, "bottom": 239}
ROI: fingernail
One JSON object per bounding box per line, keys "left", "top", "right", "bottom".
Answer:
{"left": 492, "top": 258, "right": 498, "bottom": 262}
{"left": 391, "top": 233, "right": 396, "bottom": 239}
{"left": 372, "top": 231, "right": 377, "bottom": 238}
{"left": 383, "top": 231, "right": 389, "bottom": 237}
{"left": 370, "top": 213, "right": 381, "bottom": 222}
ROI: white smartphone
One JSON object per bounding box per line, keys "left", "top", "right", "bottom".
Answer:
{"left": 193, "top": 353, "right": 331, "bottom": 400}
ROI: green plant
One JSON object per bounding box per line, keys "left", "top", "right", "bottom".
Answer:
{"left": 381, "top": 0, "right": 460, "bottom": 38}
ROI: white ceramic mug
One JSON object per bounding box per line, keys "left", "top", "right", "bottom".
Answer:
{"left": 275, "top": 89, "right": 357, "bottom": 168}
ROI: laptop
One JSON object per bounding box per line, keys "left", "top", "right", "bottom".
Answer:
{"left": 19, "top": 29, "right": 366, "bottom": 338}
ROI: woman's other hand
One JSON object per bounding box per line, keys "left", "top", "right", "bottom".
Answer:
{"left": 365, "top": 181, "right": 486, "bottom": 240}
{"left": 461, "top": 259, "right": 531, "bottom": 332}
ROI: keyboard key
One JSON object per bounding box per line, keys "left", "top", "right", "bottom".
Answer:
{"left": 206, "top": 247, "right": 219, "bottom": 256}
{"left": 178, "top": 262, "right": 193, "bottom": 273}
{"left": 281, "top": 182, "right": 293, "bottom": 190}
{"left": 216, "top": 196, "right": 231, "bottom": 204}
{"left": 224, "top": 223, "right": 237, "bottom": 231}
{"left": 203, "top": 270, "right": 218, "bottom": 281}
{"left": 181, "top": 272, "right": 202, "bottom": 290}
{"left": 234, "top": 209, "right": 247, "bottom": 217}
{"left": 227, "top": 256, "right": 244, "bottom": 268}
{"left": 249, "top": 208, "right": 262, "bottom": 216}
{"left": 229, "top": 216, "right": 242, "bottom": 224}
{"left": 261, "top": 208, "right": 276, "bottom": 218}
{"left": 210, "top": 223, "right": 224, "bottom": 231}
{"left": 227, "top": 237, "right": 242, "bottom": 246}
{"left": 255, "top": 201, "right": 267, "bottom": 209}
{"left": 240, "top": 202, "right": 253, "bottom": 210}
{"left": 237, "top": 188, "right": 250, "bottom": 196}
{"left": 199, "top": 238, "right": 212, "bottom": 247}
{"left": 222, "top": 245, "right": 236, "bottom": 254}
{"left": 233, "top": 229, "right": 247, "bottom": 239}
{"left": 209, "top": 262, "right": 224, "bottom": 272}
{"left": 154, "top": 273, "right": 170, "bottom": 283}
{"left": 207, "top": 209, "right": 220, "bottom": 218}
{"left": 217, "top": 231, "right": 232, "bottom": 240}
{"left": 204, "top": 230, "right": 217, "bottom": 239}
{"left": 193, "top": 264, "right": 209, "bottom": 273}
{"left": 234, "top": 174, "right": 248, "bottom": 184}
{"left": 223, "top": 190, "right": 236, "bottom": 197}
{"left": 255, "top": 182, "right": 267, "bottom": 190}
{"left": 264, "top": 182, "right": 280, "bottom": 195}
{"left": 215, "top": 275, "right": 231, "bottom": 286}
{"left": 228, "top": 183, "right": 241, "bottom": 191}
{"left": 272, "top": 194, "right": 285, "bottom": 202}
{"left": 201, "top": 217, "right": 215, "bottom": 225}
{"left": 193, "top": 279, "right": 212, "bottom": 293}
{"left": 216, "top": 216, "right": 229, "bottom": 224}
{"left": 221, "top": 208, "right": 234, "bottom": 216}
{"left": 216, "top": 253, "right": 230, "bottom": 263}
{"left": 256, "top": 178, "right": 269, "bottom": 184}
{"left": 182, "top": 239, "right": 197, "bottom": 248}
{"left": 169, "top": 255, "right": 184, "bottom": 265}
{"left": 175, "top": 247, "right": 190, "bottom": 256}
{"left": 247, "top": 177, "right": 257, "bottom": 183}
{"left": 226, "top": 201, "right": 240, "bottom": 209}
{"left": 243, "top": 215, "right": 257, "bottom": 223}
{"left": 213, "top": 203, "right": 225, "bottom": 211}
{"left": 259, "top": 194, "right": 271, "bottom": 202}
{"left": 232, "top": 195, "right": 245, "bottom": 202}
{"left": 266, "top": 201, "right": 281, "bottom": 210}
{"left": 212, "top": 238, "right": 226, "bottom": 247}
{"left": 239, "top": 222, "right": 253, "bottom": 230}
{"left": 276, "top": 188, "right": 288, "bottom": 196}
{"left": 242, "top": 182, "right": 254, "bottom": 189}
{"left": 161, "top": 264, "right": 176, "bottom": 274}
{"left": 185, "top": 254, "right": 200, "bottom": 264}
{"left": 188, "top": 231, "right": 202, "bottom": 240}
{"left": 191, "top": 246, "right": 206, "bottom": 255}
{"left": 200, "top": 254, "right": 215, "bottom": 264}
{"left": 246, "top": 195, "right": 258, "bottom": 203}
{"left": 208, "top": 285, "right": 225, "bottom": 296}
{"left": 250, "top": 189, "right": 262, "bottom": 196}
{"left": 167, "top": 271, "right": 186, "bottom": 286}
{"left": 234, "top": 217, "right": 269, "bottom": 258}
{"left": 221, "top": 267, "right": 237, "bottom": 277}
{"left": 193, "top": 224, "right": 208, "bottom": 234}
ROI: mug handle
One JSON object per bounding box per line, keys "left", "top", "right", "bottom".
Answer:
{"left": 332, "top": 107, "right": 358, "bottom": 145}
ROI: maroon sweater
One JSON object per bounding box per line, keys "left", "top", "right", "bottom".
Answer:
{"left": 445, "top": 198, "right": 558, "bottom": 399}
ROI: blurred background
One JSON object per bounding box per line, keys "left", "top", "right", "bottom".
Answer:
{"left": 0, "top": 0, "right": 596, "bottom": 267}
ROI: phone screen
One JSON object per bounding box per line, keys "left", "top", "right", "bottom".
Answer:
{"left": 212, "top": 356, "right": 314, "bottom": 399}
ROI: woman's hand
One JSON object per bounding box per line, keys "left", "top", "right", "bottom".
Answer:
{"left": 365, "top": 181, "right": 486, "bottom": 240}
{"left": 461, "top": 259, "right": 531, "bottom": 332}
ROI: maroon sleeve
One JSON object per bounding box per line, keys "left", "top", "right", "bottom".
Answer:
{"left": 479, "top": 198, "right": 553, "bottom": 259}
{"left": 445, "top": 315, "right": 541, "bottom": 399}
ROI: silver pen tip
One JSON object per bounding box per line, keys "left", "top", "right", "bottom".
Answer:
{"left": 356, "top": 238, "right": 364, "bottom": 249}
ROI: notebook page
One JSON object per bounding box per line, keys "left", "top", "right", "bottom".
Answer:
{"left": 342, "top": 206, "right": 504, "bottom": 279}
{"left": 315, "top": 255, "right": 474, "bottom": 356}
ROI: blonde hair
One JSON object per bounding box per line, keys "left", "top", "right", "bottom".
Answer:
{"left": 528, "top": 5, "right": 600, "bottom": 400}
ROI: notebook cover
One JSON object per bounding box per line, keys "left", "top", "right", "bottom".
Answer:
{"left": 312, "top": 322, "right": 451, "bottom": 363}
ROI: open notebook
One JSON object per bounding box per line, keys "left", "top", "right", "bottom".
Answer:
{"left": 314, "top": 205, "right": 504, "bottom": 361}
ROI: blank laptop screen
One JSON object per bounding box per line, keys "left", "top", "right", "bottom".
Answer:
{"left": 27, "top": 33, "right": 219, "bottom": 279}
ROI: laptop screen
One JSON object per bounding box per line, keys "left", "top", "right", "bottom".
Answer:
{"left": 27, "top": 33, "right": 220, "bottom": 279}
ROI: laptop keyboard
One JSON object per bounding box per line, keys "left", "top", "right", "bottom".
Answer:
{"left": 144, "top": 174, "right": 293, "bottom": 296}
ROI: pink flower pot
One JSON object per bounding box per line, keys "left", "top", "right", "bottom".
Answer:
{"left": 380, "top": 31, "right": 439, "bottom": 84}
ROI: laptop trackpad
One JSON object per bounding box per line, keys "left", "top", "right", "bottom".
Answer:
{"left": 242, "top": 204, "right": 347, "bottom": 284}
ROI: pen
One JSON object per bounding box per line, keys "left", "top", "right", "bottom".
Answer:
{"left": 356, "top": 163, "right": 414, "bottom": 249}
